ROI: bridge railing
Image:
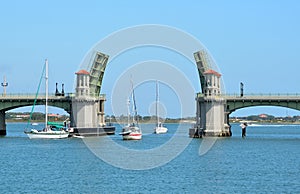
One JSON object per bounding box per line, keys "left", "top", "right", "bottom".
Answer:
{"left": 0, "top": 93, "right": 106, "bottom": 99}
{"left": 196, "top": 92, "right": 300, "bottom": 98}
{"left": 225, "top": 93, "right": 300, "bottom": 96}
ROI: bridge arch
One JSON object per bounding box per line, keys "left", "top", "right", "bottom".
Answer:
{"left": 0, "top": 95, "right": 72, "bottom": 135}
{"left": 226, "top": 96, "right": 300, "bottom": 114}
{"left": 0, "top": 96, "right": 72, "bottom": 113}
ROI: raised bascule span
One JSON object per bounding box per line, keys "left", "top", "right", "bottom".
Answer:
{"left": 88, "top": 52, "right": 109, "bottom": 96}
{"left": 193, "top": 50, "right": 211, "bottom": 94}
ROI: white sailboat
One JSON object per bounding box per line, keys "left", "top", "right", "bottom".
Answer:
{"left": 154, "top": 81, "right": 168, "bottom": 134}
{"left": 24, "top": 59, "right": 69, "bottom": 139}
{"left": 120, "top": 80, "right": 142, "bottom": 140}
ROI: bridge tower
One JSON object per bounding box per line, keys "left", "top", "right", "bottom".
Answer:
{"left": 190, "top": 51, "right": 231, "bottom": 137}
{"left": 71, "top": 52, "right": 112, "bottom": 135}
{"left": 72, "top": 70, "right": 94, "bottom": 127}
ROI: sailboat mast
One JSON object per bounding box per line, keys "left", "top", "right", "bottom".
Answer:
{"left": 131, "top": 78, "right": 138, "bottom": 124}
{"left": 132, "top": 92, "right": 134, "bottom": 124}
{"left": 45, "top": 59, "right": 48, "bottom": 128}
{"left": 156, "top": 80, "right": 159, "bottom": 125}
{"left": 127, "top": 98, "right": 130, "bottom": 125}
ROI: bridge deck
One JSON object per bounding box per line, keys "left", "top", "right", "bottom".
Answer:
{"left": 0, "top": 93, "right": 106, "bottom": 112}
{"left": 224, "top": 94, "right": 300, "bottom": 112}
{"left": 225, "top": 94, "right": 300, "bottom": 100}
{"left": 0, "top": 93, "right": 105, "bottom": 99}
{"left": 196, "top": 93, "right": 300, "bottom": 112}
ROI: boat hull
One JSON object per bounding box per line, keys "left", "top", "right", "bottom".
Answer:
{"left": 122, "top": 133, "right": 142, "bottom": 140}
{"left": 121, "top": 126, "right": 142, "bottom": 140}
{"left": 155, "top": 126, "right": 168, "bottom": 134}
{"left": 25, "top": 131, "right": 69, "bottom": 139}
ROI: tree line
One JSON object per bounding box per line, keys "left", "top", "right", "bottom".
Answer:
{"left": 6, "top": 112, "right": 69, "bottom": 121}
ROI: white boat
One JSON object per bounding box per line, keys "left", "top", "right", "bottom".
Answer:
{"left": 154, "top": 81, "right": 168, "bottom": 134}
{"left": 26, "top": 126, "right": 69, "bottom": 139}
{"left": 24, "top": 59, "right": 69, "bottom": 139}
{"left": 121, "top": 123, "right": 142, "bottom": 140}
{"left": 120, "top": 80, "right": 142, "bottom": 140}
{"left": 155, "top": 122, "right": 168, "bottom": 134}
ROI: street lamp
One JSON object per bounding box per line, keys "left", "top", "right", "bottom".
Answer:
{"left": 240, "top": 82, "right": 244, "bottom": 97}
{"left": 1, "top": 76, "right": 8, "bottom": 97}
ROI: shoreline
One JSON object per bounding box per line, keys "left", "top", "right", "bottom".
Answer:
{"left": 230, "top": 121, "right": 300, "bottom": 125}
{"left": 6, "top": 120, "right": 300, "bottom": 125}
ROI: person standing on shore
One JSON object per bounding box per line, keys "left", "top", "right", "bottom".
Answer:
{"left": 240, "top": 122, "right": 247, "bottom": 138}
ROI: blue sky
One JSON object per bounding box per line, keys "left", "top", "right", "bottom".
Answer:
{"left": 1, "top": 0, "right": 300, "bottom": 117}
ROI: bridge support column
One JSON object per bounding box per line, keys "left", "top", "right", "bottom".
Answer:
{"left": 97, "top": 100, "right": 105, "bottom": 126}
{"left": 71, "top": 97, "right": 113, "bottom": 136}
{"left": 190, "top": 95, "right": 231, "bottom": 137}
{"left": 0, "top": 111, "right": 6, "bottom": 136}
{"left": 72, "top": 98, "right": 99, "bottom": 128}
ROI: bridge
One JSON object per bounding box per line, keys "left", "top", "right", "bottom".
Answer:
{"left": 1, "top": 50, "right": 299, "bottom": 137}
{"left": 0, "top": 52, "right": 111, "bottom": 136}
{"left": 190, "top": 50, "right": 300, "bottom": 137}
{"left": 0, "top": 93, "right": 73, "bottom": 113}
{"left": 195, "top": 93, "right": 300, "bottom": 113}
{"left": 0, "top": 93, "right": 106, "bottom": 113}
{"left": 0, "top": 93, "right": 72, "bottom": 135}
{"left": 191, "top": 93, "right": 300, "bottom": 137}
{"left": 0, "top": 93, "right": 106, "bottom": 135}
{"left": 225, "top": 94, "right": 300, "bottom": 113}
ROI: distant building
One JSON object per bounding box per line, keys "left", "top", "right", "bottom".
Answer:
{"left": 15, "top": 114, "right": 30, "bottom": 118}
{"left": 259, "top": 114, "right": 268, "bottom": 118}
{"left": 48, "top": 113, "right": 62, "bottom": 118}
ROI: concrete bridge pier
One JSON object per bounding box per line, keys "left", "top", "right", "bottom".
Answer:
{"left": 0, "top": 111, "right": 6, "bottom": 136}
{"left": 191, "top": 95, "right": 231, "bottom": 137}
{"left": 189, "top": 68, "right": 231, "bottom": 137}
{"left": 72, "top": 98, "right": 100, "bottom": 128}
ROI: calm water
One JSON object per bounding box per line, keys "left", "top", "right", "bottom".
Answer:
{"left": 1, "top": 122, "right": 299, "bottom": 193}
